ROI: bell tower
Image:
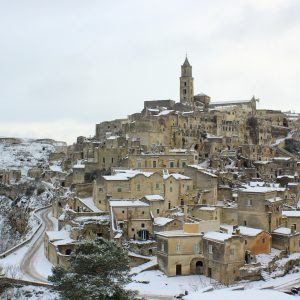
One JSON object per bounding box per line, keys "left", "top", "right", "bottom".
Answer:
{"left": 180, "top": 56, "right": 194, "bottom": 105}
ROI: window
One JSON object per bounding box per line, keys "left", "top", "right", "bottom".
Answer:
{"left": 117, "top": 187, "right": 122, "bottom": 192}
{"left": 176, "top": 243, "right": 181, "bottom": 252}
{"left": 168, "top": 202, "right": 171, "bottom": 209}
{"left": 98, "top": 187, "right": 103, "bottom": 192}
{"left": 194, "top": 243, "right": 199, "bottom": 254}
{"left": 141, "top": 223, "right": 145, "bottom": 228}
{"left": 137, "top": 184, "right": 141, "bottom": 191}
{"left": 156, "top": 183, "right": 160, "bottom": 189}
{"left": 246, "top": 199, "right": 253, "bottom": 206}
{"left": 187, "top": 185, "right": 190, "bottom": 191}
{"left": 153, "top": 161, "right": 157, "bottom": 168}
{"left": 262, "top": 238, "right": 265, "bottom": 243}
{"left": 131, "top": 228, "right": 134, "bottom": 232}
{"left": 111, "top": 158, "right": 114, "bottom": 163}
{"left": 170, "top": 187, "right": 173, "bottom": 192}
{"left": 161, "top": 241, "right": 165, "bottom": 252}
{"left": 209, "top": 244, "right": 213, "bottom": 254}
{"left": 137, "top": 162, "right": 141, "bottom": 168}
{"left": 157, "top": 208, "right": 160, "bottom": 214}
{"left": 122, "top": 210, "right": 125, "bottom": 214}
{"left": 102, "top": 157, "right": 105, "bottom": 163}
{"left": 142, "top": 211, "right": 144, "bottom": 214}
{"left": 230, "top": 248, "right": 234, "bottom": 257}
{"left": 170, "top": 161, "right": 174, "bottom": 168}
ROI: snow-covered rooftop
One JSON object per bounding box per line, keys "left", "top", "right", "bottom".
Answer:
{"left": 187, "top": 165, "right": 218, "bottom": 177}
{"left": 78, "top": 197, "right": 101, "bottom": 213}
{"left": 266, "top": 196, "right": 283, "bottom": 203}
{"left": 156, "top": 109, "right": 174, "bottom": 116}
{"left": 154, "top": 217, "right": 175, "bottom": 226}
{"left": 239, "top": 182, "right": 286, "bottom": 193}
{"left": 163, "top": 173, "right": 191, "bottom": 180}
{"left": 238, "top": 226, "right": 263, "bottom": 237}
{"left": 156, "top": 230, "right": 202, "bottom": 237}
{"left": 109, "top": 200, "right": 149, "bottom": 207}
{"left": 53, "top": 238, "right": 75, "bottom": 246}
{"left": 273, "top": 227, "right": 293, "bottom": 235}
{"left": 203, "top": 231, "right": 232, "bottom": 242}
{"left": 46, "top": 230, "right": 70, "bottom": 242}
{"left": 282, "top": 210, "right": 300, "bottom": 217}
{"left": 144, "top": 194, "right": 164, "bottom": 201}
{"left": 73, "top": 215, "right": 109, "bottom": 223}
{"left": 273, "top": 157, "right": 292, "bottom": 161}
{"left": 199, "top": 207, "right": 216, "bottom": 211}
{"left": 103, "top": 169, "right": 154, "bottom": 181}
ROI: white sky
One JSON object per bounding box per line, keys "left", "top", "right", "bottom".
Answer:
{"left": 0, "top": 0, "right": 299, "bottom": 144}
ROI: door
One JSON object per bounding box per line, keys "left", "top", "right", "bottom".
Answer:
{"left": 207, "top": 267, "right": 212, "bottom": 278}
{"left": 176, "top": 264, "right": 182, "bottom": 275}
{"left": 195, "top": 261, "right": 203, "bottom": 274}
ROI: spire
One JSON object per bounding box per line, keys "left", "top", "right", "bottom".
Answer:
{"left": 182, "top": 55, "right": 191, "bottom": 67}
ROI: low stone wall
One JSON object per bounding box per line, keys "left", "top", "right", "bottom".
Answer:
{"left": 128, "top": 240, "right": 157, "bottom": 256}
{"left": 0, "top": 276, "right": 52, "bottom": 289}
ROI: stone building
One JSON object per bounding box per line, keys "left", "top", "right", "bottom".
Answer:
{"left": 237, "top": 183, "right": 285, "bottom": 232}
{"left": 127, "top": 149, "right": 198, "bottom": 174}
{"left": 156, "top": 222, "right": 246, "bottom": 284}
{"left": 184, "top": 165, "right": 218, "bottom": 205}
{"left": 109, "top": 199, "right": 152, "bottom": 240}
{"left": 272, "top": 226, "right": 300, "bottom": 253}
{"left": 93, "top": 169, "right": 194, "bottom": 213}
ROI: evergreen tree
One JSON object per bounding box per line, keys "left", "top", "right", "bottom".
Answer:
{"left": 48, "top": 238, "right": 135, "bottom": 300}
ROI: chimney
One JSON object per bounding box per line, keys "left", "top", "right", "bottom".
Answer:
{"left": 291, "top": 224, "right": 296, "bottom": 234}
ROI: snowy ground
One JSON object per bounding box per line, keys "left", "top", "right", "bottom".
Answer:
{"left": 128, "top": 268, "right": 300, "bottom": 299}
{"left": 184, "top": 289, "right": 294, "bottom": 300}
{"left": 0, "top": 138, "right": 63, "bottom": 176}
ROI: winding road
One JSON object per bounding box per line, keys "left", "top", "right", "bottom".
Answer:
{"left": 20, "top": 207, "right": 56, "bottom": 283}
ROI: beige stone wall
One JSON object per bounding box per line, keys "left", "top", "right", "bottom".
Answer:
{"left": 184, "top": 166, "right": 218, "bottom": 205}
{"left": 190, "top": 207, "right": 221, "bottom": 221}
{"left": 157, "top": 234, "right": 203, "bottom": 276}
{"left": 127, "top": 152, "right": 197, "bottom": 174}
{"left": 283, "top": 216, "right": 300, "bottom": 232}
{"left": 243, "top": 232, "right": 271, "bottom": 255}
{"left": 221, "top": 207, "right": 238, "bottom": 225}
{"left": 272, "top": 233, "right": 300, "bottom": 253}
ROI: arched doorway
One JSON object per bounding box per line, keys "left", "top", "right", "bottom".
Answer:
{"left": 195, "top": 261, "right": 203, "bottom": 274}
{"left": 65, "top": 249, "right": 72, "bottom": 255}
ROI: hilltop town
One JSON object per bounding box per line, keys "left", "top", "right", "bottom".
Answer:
{"left": 1, "top": 57, "right": 300, "bottom": 298}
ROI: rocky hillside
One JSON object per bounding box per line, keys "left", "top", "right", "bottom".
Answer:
{"left": 0, "top": 138, "right": 66, "bottom": 253}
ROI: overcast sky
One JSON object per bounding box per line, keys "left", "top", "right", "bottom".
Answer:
{"left": 0, "top": 0, "right": 300, "bottom": 144}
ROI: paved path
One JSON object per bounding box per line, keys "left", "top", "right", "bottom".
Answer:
{"left": 20, "top": 207, "right": 55, "bottom": 283}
